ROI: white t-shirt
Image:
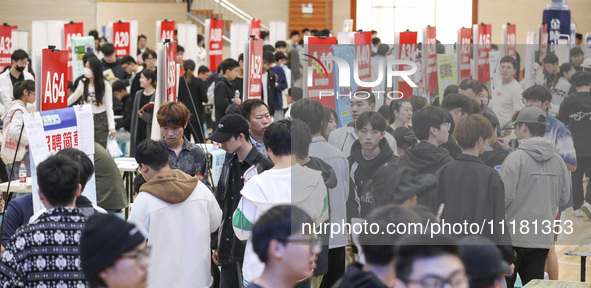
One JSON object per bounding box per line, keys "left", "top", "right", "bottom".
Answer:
{"left": 491, "top": 79, "right": 524, "bottom": 126}
{"left": 67, "top": 79, "right": 115, "bottom": 130}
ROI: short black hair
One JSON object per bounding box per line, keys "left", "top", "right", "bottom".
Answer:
{"left": 352, "top": 89, "right": 376, "bottom": 105}
{"left": 571, "top": 47, "right": 584, "bottom": 57}
{"left": 263, "top": 44, "right": 275, "bottom": 53}
{"left": 56, "top": 148, "right": 94, "bottom": 191}
{"left": 290, "top": 30, "right": 301, "bottom": 37}
{"left": 251, "top": 205, "right": 313, "bottom": 263}
{"left": 177, "top": 45, "right": 185, "bottom": 53}
{"left": 522, "top": 85, "right": 552, "bottom": 106}
{"left": 459, "top": 79, "right": 483, "bottom": 95}
{"left": 241, "top": 99, "right": 269, "bottom": 121}
{"left": 355, "top": 111, "right": 386, "bottom": 132}
{"left": 135, "top": 139, "right": 169, "bottom": 171}
{"left": 289, "top": 87, "right": 303, "bottom": 102}
{"left": 443, "top": 84, "right": 459, "bottom": 98}
{"left": 220, "top": 58, "right": 240, "bottom": 75}
{"left": 412, "top": 106, "right": 448, "bottom": 140}
{"left": 11, "top": 49, "right": 29, "bottom": 62}
{"left": 441, "top": 93, "right": 473, "bottom": 115}
{"left": 360, "top": 205, "right": 421, "bottom": 265}
{"left": 263, "top": 51, "right": 275, "bottom": 64}
{"left": 302, "top": 28, "right": 310, "bottom": 33}
{"left": 274, "top": 52, "right": 286, "bottom": 62}
{"left": 138, "top": 34, "right": 147, "bottom": 41}
{"left": 260, "top": 31, "right": 269, "bottom": 39}
{"left": 111, "top": 80, "right": 126, "bottom": 92}
{"left": 263, "top": 119, "right": 291, "bottom": 156}
{"left": 37, "top": 155, "right": 81, "bottom": 206}
{"left": 500, "top": 56, "right": 517, "bottom": 69}
{"left": 197, "top": 65, "right": 210, "bottom": 75}
{"left": 372, "top": 37, "right": 381, "bottom": 45}
{"left": 291, "top": 98, "right": 324, "bottom": 134}
{"left": 292, "top": 119, "right": 311, "bottom": 159}
{"left": 395, "top": 235, "right": 463, "bottom": 283}
{"left": 89, "top": 30, "right": 99, "bottom": 40}
{"left": 120, "top": 55, "right": 136, "bottom": 66}
{"left": 521, "top": 122, "right": 547, "bottom": 137}
{"left": 275, "top": 41, "right": 287, "bottom": 48}
{"left": 573, "top": 71, "right": 591, "bottom": 87}
{"left": 481, "top": 112, "right": 499, "bottom": 130}
{"left": 142, "top": 49, "right": 157, "bottom": 61}
{"left": 543, "top": 53, "right": 559, "bottom": 65}
{"left": 100, "top": 43, "right": 115, "bottom": 56}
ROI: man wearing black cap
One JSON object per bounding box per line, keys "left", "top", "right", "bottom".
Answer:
{"left": 210, "top": 114, "right": 273, "bottom": 288}
{"left": 0, "top": 155, "right": 87, "bottom": 287}
{"left": 459, "top": 236, "right": 512, "bottom": 288}
{"left": 81, "top": 214, "right": 148, "bottom": 288}
{"left": 499, "top": 107, "right": 570, "bottom": 287}
{"left": 129, "top": 139, "right": 222, "bottom": 288}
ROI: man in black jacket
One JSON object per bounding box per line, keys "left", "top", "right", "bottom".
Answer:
{"left": 398, "top": 106, "right": 453, "bottom": 206}
{"left": 261, "top": 52, "right": 277, "bottom": 116}
{"left": 210, "top": 114, "right": 273, "bottom": 288}
{"left": 214, "top": 58, "right": 242, "bottom": 128}
{"left": 100, "top": 43, "right": 127, "bottom": 81}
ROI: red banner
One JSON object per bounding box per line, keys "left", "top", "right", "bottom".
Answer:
{"left": 540, "top": 24, "right": 548, "bottom": 63}
{"left": 64, "top": 22, "right": 83, "bottom": 82}
{"left": 505, "top": 24, "right": 516, "bottom": 59}
{"left": 209, "top": 19, "right": 224, "bottom": 72}
{"left": 459, "top": 28, "right": 472, "bottom": 83}
{"left": 165, "top": 42, "right": 177, "bottom": 102}
{"left": 476, "top": 24, "right": 492, "bottom": 83}
{"left": 160, "top": 20, "right": 175, "bottom": 43}
{"left": 354, "top": 31, "right": 372, "bottom": 90}
{"left": 250, "top": 19, "right": 261, "bottom": 38}
{"left": 0, "top": 25, "right": 17, "bottom": 70}
{"left": 248, "top": 38, "right": 263, "bottom": 99}
{"left": 112, "top": 22, "right": 131, "bottom": 58}
{"left": 398, "top": 31, "right": 417, "bottom": 98}
{"left": 41, "top": 49, "right": 69, "bottom": 111}
{"left": 425, "top": 26, "right": 438, "bottom": 95}
{"left": 307, "top": 36, "right": 337, "bottom": 109}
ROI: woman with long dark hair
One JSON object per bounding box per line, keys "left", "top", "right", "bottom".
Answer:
{"left": 178, "top": 60, "right": 207, "bottom": 143}
{"left": 2, "top": 80, "right": 35, "bottom": 180}
{"left": 130, "top": 69, "right": 157, "bottom": 156}
{"left": 68, "top": 54, "right": 115, "bottom": 148}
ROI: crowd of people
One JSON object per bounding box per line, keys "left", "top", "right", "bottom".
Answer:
{"left": 0, "top": 25, "right": 589, "bottom": 288}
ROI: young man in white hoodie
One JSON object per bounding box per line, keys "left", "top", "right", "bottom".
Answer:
{"left": 129, "top": 139, "right": 222, "bottom": 288}
{"left": 500, "top": 107, "right": 570, "bottom": 288}
{"left": 233, "top": 119, "right": 329, "bottom": 286}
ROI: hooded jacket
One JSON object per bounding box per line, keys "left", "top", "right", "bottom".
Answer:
{"left": 232, "top": 164, "right": 329, "bottom": 285}
{"left": 479, "top": 147, "right": 507, "bottom": 168}
{"left": 398, "top": 141, "right": 453, "bottom": 206}
{"left": 499, "top": 137, "right": 570, "bottom": 249}
{"left": 332, "top": 263, "right": 389, "bottom": 288}
{"left": 348, "top": 138, "right": 398, "bottom": 220}
{"left": 128, "top": 169, "right": 223, "bottom": 288}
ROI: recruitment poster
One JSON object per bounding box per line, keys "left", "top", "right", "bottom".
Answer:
{"left": 396, "top": 31, "right": 417, "bottom": 98}
{"left": 424, "top": 26, "right": 438, "bottom": 96}
{"left": 353, "top": 31, "right": 372, "bottom": 90}
{"left": 64, "top": 22, "right": 83, "bottom": 82}
{"left": 244, "top": 38, "right": 263, "bottom": 99}
{"left": 503, "top": 24, "right": 517, "bottom": 59}
{"left": 437, "top": 54, "right": 456, "bottom": 104}
{"left": 112, "top": 21, "right": 131, "bottom": 58}
{"left": 39, "top": 48, "right": 69, "bottom": 112}
{"left": 473, "top": 24, "right": 492, "bottom": 83}
{"left": 207, "top": 19, "right": 224, "bottom": 72}
{"left": 457, "top": 27, "right": 472, "bottom": 83}
{"left": 165, "top": 41, "right": 177, "bottom": 102}
{"left": 71, "top": 36, "right": 95, "bottom": 81}
{"left": 305, "top": 36, "right": 337, "bottom": 110}
{"left": 0, "top": 25, "right": 18, "bottom": 70}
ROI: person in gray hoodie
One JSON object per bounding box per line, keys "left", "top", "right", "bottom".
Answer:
{"left": 500, "top": 107, "right": 570, "bottom": 288}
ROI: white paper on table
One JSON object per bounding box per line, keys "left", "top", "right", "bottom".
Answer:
{"left": 23, "top": 112, "right": 51, "bottom": 165}
{"left": 74, "top": 104, "right": 95, "bottom": 154}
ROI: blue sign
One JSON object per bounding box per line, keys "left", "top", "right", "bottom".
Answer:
{"left": 542, "top": 9, "right": 571, "bottom": 49}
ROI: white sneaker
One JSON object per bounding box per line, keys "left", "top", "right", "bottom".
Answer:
{"left": 573, "top": 209, "right": 584, "bottom": 217}
{"left": 581, "top": 202, "right": 591, "bottom": 219}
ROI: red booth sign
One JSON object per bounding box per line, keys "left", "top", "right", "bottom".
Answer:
{"left": 41, "top": 49, "right": 69, "bottom": 111}
{"left": 113, "top": 22, "right": 131, "bottom": 58}
{"left": 209, "top": 19, "right": 224, "bottom": 72}
{"left": 354, "top": 31, "right": 372, "bottom": 90}
{"left": 424, "top": 26, "right": 438, "bottom": 95}
{"left": 250, "top": 19, "right": 261, "bottom": 38}
{"left": 459, "top": 28, "right": 472, "bottom": 83}
{"left": 160, "top": 20, "right": 175, "bottom": 43}
{"left": 0, "top": 25, "right": 17, "bottom": 70}
{"left": 166, "top": 42, "right": 177, "bottom": 102}
{"left": 398, "top": 31, "right": 417, "bottom": 98}
{"left": 248, "top": 38, "right": 263, "bottom": 99}
{"left": 64, "top": 22, "right": 83, "bottom": 82}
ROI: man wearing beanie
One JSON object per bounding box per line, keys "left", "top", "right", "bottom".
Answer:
{"left": 129, "top": 139, "right": 222, "bottom": 288}
{"left": 0, "top": 155, "right": 87, "bottom": 287}
{"left": 81, "top": 214, "right": 148, "bottom": 288}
